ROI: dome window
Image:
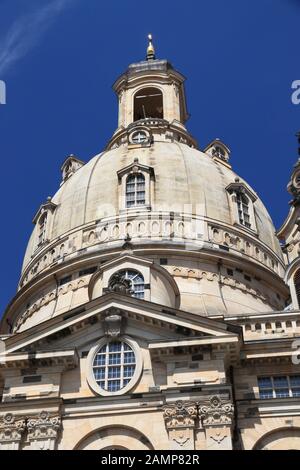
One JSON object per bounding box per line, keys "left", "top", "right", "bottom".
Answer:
{"left": 204, "top": 139, "right": 231, "bottom": 164}
{"left": 61, "top": 155, "right": 85, "bottom": 184}
{"left": 33, "top": 197, "right": 57, "bottom": 251}
{"left": 236, "top": 192, "right": 251, "bottom": 229}
{"left": 109, "top": 269, "right": 145, "bottom": 299}
{"left": 126, "top": 174, "right": 145, "bottom": 208}
{"left": 117, "top": 159, "right": 155, "bottom": 212}
{"left": 38, "top": 212, "right": 48, "bottom": 246}
{"left": 226, "top": 180, "right": 257, "bottom": 233}
{"left": 134, "top": 87, "right": 163, "bottom": 122}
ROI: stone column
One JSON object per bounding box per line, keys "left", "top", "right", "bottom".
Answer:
{"left": 0, "top": 413, "right": 26, "bottom": 450}
{"left": 163, "top": 400, "right": 197, "bottom": 450}
{"left": 199, "top": 396, "right": 234, "bottom": 450}
{"left": 27, "top": 411, "right": 61, "bottom": 450}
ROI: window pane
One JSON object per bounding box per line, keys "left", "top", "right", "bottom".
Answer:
{"left": 275, "top": 388, "right": 289, "bottom": 398}
{"left": 124, "top": 352, "right": 135, "bottom": 364}
{"left": 290, "top": 375, "right": 300, "bottom": 387}
{"left": 108, "top": 366, "right": 121, "bottom": 379}
{"left": 109, "top": 353, "right": 121, "bottom": 365}
{"left": 107, "top": 380, "right": 121, "bottom": 392}
{"left": 94, "top": 354, "right": 106, "bottom": 366}
{"left": 273, "top": 376, "right": 288, "bottom": 388}
{"left": 258, "top": 377, "right": 272, "bottom": 389}
{"left": 94, "top": 368, "right": 106, "bottom": 381}
{"left": 259, "top": 389, "right": 273, "bottom": 399}
{"left": 108, "top": 342, "right": 122, "bottom": 352}
{"left": 124, "top": 365, "right": 135, "bottom": 377}
{"left": 291, "top": 388, "right": 300, "bottom": 397}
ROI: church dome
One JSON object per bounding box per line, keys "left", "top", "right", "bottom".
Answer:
{"left": 22, "top": 142, "right": 282, "bottom": 268}
{"left": 2, "top": 46, "right": 288, "bottom": 334}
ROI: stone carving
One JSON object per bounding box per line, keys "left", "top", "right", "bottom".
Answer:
{"left": 199, "top": 396, "right": 234, "bottom": 427}
{"left": 163, "top": 400, "right": 197, "bottom": 428}
{"left": 210, "top": 431, "right": 227, "bottom": 444}
{"left": 102, "top": 308, "right": 125, "bottom": 337}
{"left": 163, "top": 401, "right": 197, "bottom": 447}
{"left": 27, "top": 411, "right": 61, "bottom": 446}
{"left": 0, "top": 413, "right": 26, "bottom": 446}
{"left": 108, "top": 272, "right": 133, "bottom": 295}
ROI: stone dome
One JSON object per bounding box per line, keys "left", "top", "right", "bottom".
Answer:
{"left": 2, "top": 55, "right": 289, "bottom": 334}
{"left": 22, "top": 142, "right": 282, "bottom": 269}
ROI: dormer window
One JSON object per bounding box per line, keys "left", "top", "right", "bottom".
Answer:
{"left": 134, "top": 87, "right": 163, "bottom": 121}
{"left": 61, "top": 155, "right": 85, "bottom": 184}
{"left": 204, "top": 139, "right": 230, "bottom": 164}
{"left": 226, "top": 180, "right": 257, "bottom": 232}
{"left": 38, "top": 212, "right": 48, "bottom": 246}
{"left": 118, "top": 159, "right": 155, "bottom": 212}
{"left": 33, "top": 198, "right": 57, "bottom": 251}
{"left": 236, "top": 192, "right": 251, "bottom": 229}
{"left": 126, "top": 174, "right": 145, "bottom": 208}
{"left": 212, "top": 145, "right": 226, "bottom": 160}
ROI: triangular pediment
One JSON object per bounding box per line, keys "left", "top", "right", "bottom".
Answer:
{"left": 0, "top": 294, "right": 241, "bottom": 364}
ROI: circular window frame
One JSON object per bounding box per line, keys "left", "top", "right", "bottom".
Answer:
{"left": 128, "top": 128, "right": 150, "bottom": 145}
{"left": 86, "top": 336, "right": 143, "bottom": 397}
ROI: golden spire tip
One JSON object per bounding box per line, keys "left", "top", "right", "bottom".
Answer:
{"left": 146, "top": 33, "right": 155, "bottom": 61}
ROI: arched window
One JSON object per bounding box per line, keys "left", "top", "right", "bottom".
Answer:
{"left": 38, "top": 212, "right": 48, "bottom": 246}
{"left": 126, "top": 174, "right": 145, "bottom": 208}
{"left": 134, "top": 87, "right": 163, "bottom": 121}
{"left": 236, "top": 192, "right": 251, "bottom": 228}
{"left": 294, "top": 269, "right": 300, "bottom": 308}
{"left": 109, "top": 269, "right": 145, "bottom": 299}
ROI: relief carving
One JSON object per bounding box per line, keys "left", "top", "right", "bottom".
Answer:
{"left": 0, "top": 413, "right": 26, "bottom": 447}
{"left": 199, "top": 396, "right": 234, "bottom": 427}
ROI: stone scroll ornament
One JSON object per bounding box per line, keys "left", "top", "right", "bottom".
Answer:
{"left": 163, "top": 401, "right": 197, "bottom": 447}
{"left": 0, "top": 413, "right": 26, "bottom": 444}
{"left": 27, "top": 411, "right": 61, "bottom": 442}
{"left": 199, "top": 395, "right": 234, "bottom": 426}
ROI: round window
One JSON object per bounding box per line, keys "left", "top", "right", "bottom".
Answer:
{"left": 130, "top": 130, "right": 149, "bottom": 145}
{"left": 87, "top": 337, "right": 142, "bottom": 396}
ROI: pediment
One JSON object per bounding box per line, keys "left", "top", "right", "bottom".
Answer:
{"left": 0, "top": 294, "right": 241, "bottom": 363}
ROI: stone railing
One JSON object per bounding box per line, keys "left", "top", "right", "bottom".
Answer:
{"left": 19, "top": 213, "right": 284, "bottom": 289}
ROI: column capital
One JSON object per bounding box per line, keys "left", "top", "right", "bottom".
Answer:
{"left": 199, "top": 395, "right": 234, "bottom": 427}
{"left": 27, "top": 411, "right": 61, "bottom": 450}
{"left": 0, "top": 413, "right": 26, "bottom": 449}
{"left": 162, "top": 400, "right": 197, "bottom": 449}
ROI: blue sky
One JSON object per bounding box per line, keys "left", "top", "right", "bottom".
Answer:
{"left": 0, "top": 0, "right": 299, "bottom": 314}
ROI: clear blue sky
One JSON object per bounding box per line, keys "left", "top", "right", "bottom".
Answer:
{"left": 0, "top": 0, "right": 299, "bottom": 314}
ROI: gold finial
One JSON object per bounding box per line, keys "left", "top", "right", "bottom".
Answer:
{"left": 147, "top": 33, "right": 155, "bottom": 60}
